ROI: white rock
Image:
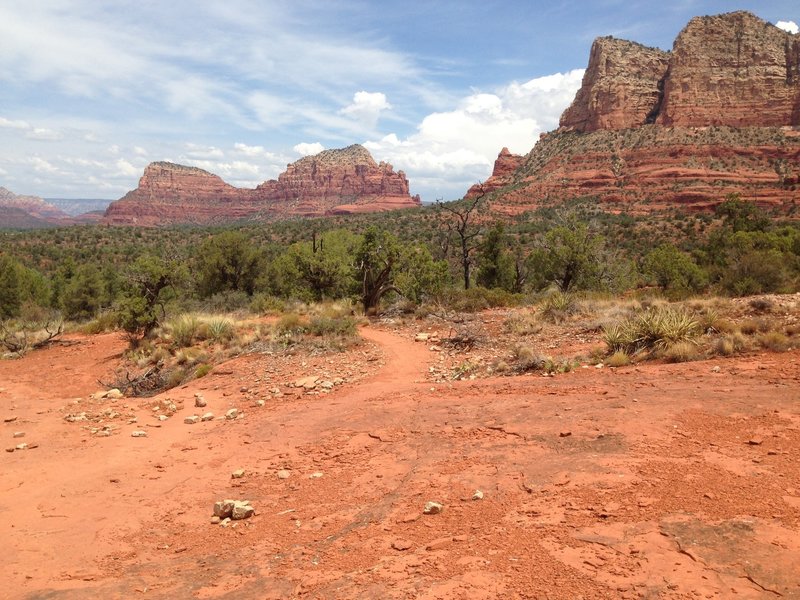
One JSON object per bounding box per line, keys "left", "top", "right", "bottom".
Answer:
{"left": 231, "top": 501, "right": 254, "bottom": 520}
{"left": 195, "top": 395, "right": 207, "bottom": 408}
{"left": 225, "top": 408, "right": 239, "bottom": 420}
{"left": 231, "top": 468, "right": 246, "bottom": 479}
{"left": 423, "top": 501, "right": 444, "bottom": 515}
{"left": 130, "top": 431, "right": 147, "bottom": 438}
{"left": 15, "top": 443, "right": 28, "bottom": 450}
{"left": 200, "top": 412, "right": 214, "bottom": 422}
{"left": 184, "top": 415, "right": 200, "bottom": 425}
{"left": 415, "top": 333, "right": 430, "bottom": 342}
{"left": 277, "top": 469, "right": 292, "bottom": 480}
{"left": 213, "top": 499, "right": 236, "bottom": 518}
{"left": 12, "top": 432, "right": 24, "bottom": 438}
{"left": 309, "top": 472, "right": 324, "bottom": 479}
{"left": 472, "top": 490, "right": 484, "bottom": 501}
{"left": 104, "top": 388, "right": 124, "bottom": 399}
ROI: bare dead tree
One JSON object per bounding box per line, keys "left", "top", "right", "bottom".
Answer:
{"left": 435, "top": 185, "right": 487, "bottom": 290}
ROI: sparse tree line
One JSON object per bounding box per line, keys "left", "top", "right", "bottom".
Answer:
{"left": 1, "top": 194, "right": 799, "bottom": 349}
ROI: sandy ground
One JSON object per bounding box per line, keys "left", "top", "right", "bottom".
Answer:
{"left": 1, "top": 325, "right": 799, "bottom": 599}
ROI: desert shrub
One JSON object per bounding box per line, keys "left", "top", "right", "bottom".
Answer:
{"left": 275, "top": 313, "right": 306, "bottom": 335}
{"left": 205, "top": 317, "right": 235, "bottom": 343}
{"left": 165, "top": 367, "right": 186, "bottom": 389}
{"left": 538, "top": 291, "right": 578, "bottom": 323}
{"left": 663, "top": 341, "right": 702, "bottom": 363}
{"left": 249, "top": 293, "right": 285, "bottom": 314}
{"left": 203, "top": 290, "right": 251, "bottom": 313}
{"left": 758, "top": 332, "right": 790, "bottom": 352}
{"left": 786, "top": 324, "right": 800, "bottom": 337}
{"left": 504, "top": 312, "right": 543, "bottom": 336}
{"left": 437, "top": 287, "right": 524, "bottom": 313}
{"left": 603, "top": 306, "right": 699, "bottom": 355}
{"left": 169, "top": 314, "right": 201, "bottom": 347}
{"left": 195, "top": 363, "right": 213, "bottom": 378}
{"left": 606, "top": 351, "right": 631, "bottom": 367}
{"left": 511, "top": 345, "right": 547, "bottom": 372}
{"left": 748, "top": 298, "right": 774, "bottom": 313}
{"left": 307, "top": 315, "right": 357, "bottom": 337}
{"left": 174, "top": 347, "right": 208, "bottom": 366}
{"left": 77, "top": 310, "right": 118, "bottom": 334}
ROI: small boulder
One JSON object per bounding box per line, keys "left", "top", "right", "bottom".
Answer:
{"left": 12, "top": 432, "right": 25, "bottom": 438}
{"left": 194, "top": 395, "right": 207, "bottom": 408}
{"left": 225, "top": 408, "right": 239, "bottom": 420}
{"left": 391, "top": 539, "right": 412, "bottom": 551}
{"left": 213, "top": 499, "right": 236, "bottom": 519}
{"left": 231, "top": 468, "right": 246, "bottom": 479}
{"left": 277, "top": 469, "right": 292, "bottom": 480}
{"left": 472, "top": 490, "right": 484, "bottom": 501}
{"left": 184, "top": 415, "right": 200, "bottom": 425}
{"left": 231, "top": 501, "right": 254, "bottom": 520}
{"left": 15, "top": 442, "right": 28, "bottom": 450}
{"left": 130, "top": 431, "right": 147, "bottom": 438}
{"left": 423, "top": 501, "right": 444, "bottom": 515}
{"left": 104, "top": 388, "right": 124, "bottom": 400}
{"left": 200, "top": 412, "right": 214, "bottom": 422}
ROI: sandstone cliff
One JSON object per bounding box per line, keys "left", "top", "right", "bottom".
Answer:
{"left": 560, "top": 38, "right": 670, "bottom": 132}
{"left": 466, "top": 148, "right": 525, "bottom": 198}
{"left": 480, "top": 11, "right": 800, "bottom": 214}
{"left": 104, "top": 145, "right": 421, "bottom": 226}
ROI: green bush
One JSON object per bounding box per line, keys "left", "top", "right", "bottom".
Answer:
{"left": 603, "top": 306, "right": 700, "bottom": 355}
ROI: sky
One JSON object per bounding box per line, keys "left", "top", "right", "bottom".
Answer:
{"left": 0, "top": 2, "right": 798, "bottom": 203}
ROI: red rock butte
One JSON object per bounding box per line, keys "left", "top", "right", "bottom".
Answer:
{"left": 470, "top": 11, "right": 800, "bottom": 214}
{"left": 103, "top": 144, "right": 421, "bottom": 226}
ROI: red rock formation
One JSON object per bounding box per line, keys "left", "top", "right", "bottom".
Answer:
{"left": 658, "top": 12, "right": 800, "bottom": 127}
{"left": 465, "top": 148, "right": 525, "bottom": 198}
{"left": 560, "top": 38, "right": 670, "bottom": 132}
{"left": 479, "top": 11, "right": 800, "bottom": 214}
{"left": 0, "top": 187, "right": 71, "bottom": 221}
{"left": 103, "top": 145, "right": 421, "bottom": 226}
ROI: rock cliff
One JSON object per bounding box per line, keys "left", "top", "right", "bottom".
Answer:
{"left": 479, "top": 11, "right": 800, "bottom": 214}
{"left": 466, "top": 148, "right": 525, "bottom": 198}
{"left": 0, "top": 187, "right": 71, "bottom": 221}
{"left": 104, "top": 145, "right": 420, "bottom": 226}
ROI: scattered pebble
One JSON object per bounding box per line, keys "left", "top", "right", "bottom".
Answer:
{"left": 277, "top": 469, "right": 292, "bottom": 480}
{"left": 184, "top": 415, "right": 200, "bottom": 425}
{"left": 309, "top": 472, "right": 324, "bottom": 479}
{"left": 747, "top": 438, "right": 763, "bottom": 446}
{"left": 225, "top": 408, "right": 239, "bottom": 420}
{"left": 231, "top": 468, "right": 245, "bottom": 479}
{"left": 559, "top": 431, "right": 572, "bottom": 438}
{"left": 200, "top": 412, "right": 214, "bottom": 422}
{"left": 130, "top": 431, "right": 147, "bottom": 438}
{"left": 472, "top": 490, "right": 484, "bottom": 501}
{"left": 4, "top": 416, "right": 18, "bottom": 423}
{"left": 213, "top": 499, "right": 254, "bottom": 521}
{"left": 194, "top": 395, "right": 207, "bottom": 408}
{"left": 13, "top": 432, "right": 25, "bottom": 438}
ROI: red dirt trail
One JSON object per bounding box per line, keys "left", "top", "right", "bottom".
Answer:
{"left": 1, "top": 327, "right": 799, "bottom": 599}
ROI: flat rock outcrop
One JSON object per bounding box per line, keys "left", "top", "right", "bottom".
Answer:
{"left": 104, "top": 145, "right": 421, "bottom": 226}
{"left": 478, "top": 11, "right": 800, "bottom": 214}
{"left": 0, "top": 187, "right": 70, "bottom": 221}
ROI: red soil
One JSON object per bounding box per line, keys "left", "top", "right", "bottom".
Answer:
{"left": 1, "top": 326, "right": 799, "bottom": 599}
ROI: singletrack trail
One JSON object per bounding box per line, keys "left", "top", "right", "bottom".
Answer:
{"left": 2, "top": 325, "right": 799, "bottom": 599}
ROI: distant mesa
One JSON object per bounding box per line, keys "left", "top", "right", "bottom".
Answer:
{"left": 475, "top": 11, "right": 800, "bottom": 213}
{"left": 103, "top": 144, "right": 422, "bottom": 226}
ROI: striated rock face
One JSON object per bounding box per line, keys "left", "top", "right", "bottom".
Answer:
{"left": 255, "top": 145, "right": 420, "bottom": 216}
{"left": 479, "top": 11, "right": 800, "bottom": 214}
{"left": 560, "top": 38, "right": 670, "bottom": 133}
{"left": 466, "top": 148, "right": 525, "bottom": 198}
{"left": 659, "top": 12, "right": 800, "bottom": 127}
{"left": 104, "top": 145, "right": 421, "bottom": 226}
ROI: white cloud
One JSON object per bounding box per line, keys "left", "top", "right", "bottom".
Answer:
{"left": 0, "top": 117, "right": 30, "bottom": 130}
{"left": 26, "top": 127, "right": 63, "bottom": 141}
{"left": 183, "top": 143, "right": 225, "bottom": 160}
{"left": 365, "top": 69, "right": 584, "bottom": 200}
{"left": 133, "top": 146, "right": 148, "bottom": 156}
{"left": 115, "top": 159, "right": 140, "bottom": 177}
{"left": 293, "top": 142, "right": 325, "bottom": 156}
{"left": 340, "top": 91, "right": 392, "bottom": 128}
{"left": 776, "top": 20, "right": 799, "bottom": 34}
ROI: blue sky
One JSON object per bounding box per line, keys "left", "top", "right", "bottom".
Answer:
{"left": 0, "top": 1, "right": 797, "bottom": 202}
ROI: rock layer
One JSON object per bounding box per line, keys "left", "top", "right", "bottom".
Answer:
{"left": 481, "top": 11, "right": 800, "bottom": 214}
{"left": 104, "top": 145, "right": 421, "bottom": 226}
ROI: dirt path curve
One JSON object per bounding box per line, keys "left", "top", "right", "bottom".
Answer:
{"left": 2, "top": 326, "right": 800, "bottom": 599}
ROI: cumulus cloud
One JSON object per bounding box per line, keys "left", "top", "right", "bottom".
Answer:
{"left": 182, "top": 143, "right": 225, "bottom": 160}
{"left": 776, "top": 20, "right": 799, "bottom": 34}
{"left": 365, "top": 69, "right": 584, "bottom": 200}
{"left": 293, "top": 142, "right": 325, "bottom": 156}
{"left": 340, "top": 91, "right": 392, "bottom": 128}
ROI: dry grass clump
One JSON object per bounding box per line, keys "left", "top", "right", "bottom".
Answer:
{"left": 758, "top": 331, "right": 791, "bottom": 352}
{"left": 504, "top": 312, "right": 543, "bottom": 336}
{"left": 712, "top": 332, "right": 749, "bottom": 356}
{"left": 663, "top": 341, "right": 702, "bottom": 363}
{"left": 739, "top": 318, "right": 773, "bottom": 335}
{"left": 748, "top": 298, "right": 774, "bottom": 313}
{"left": 511, "top": 345, "right": 547, "bottom": 372}
{"left": 605, "top": 350, "right": 631, "bottom": 367}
